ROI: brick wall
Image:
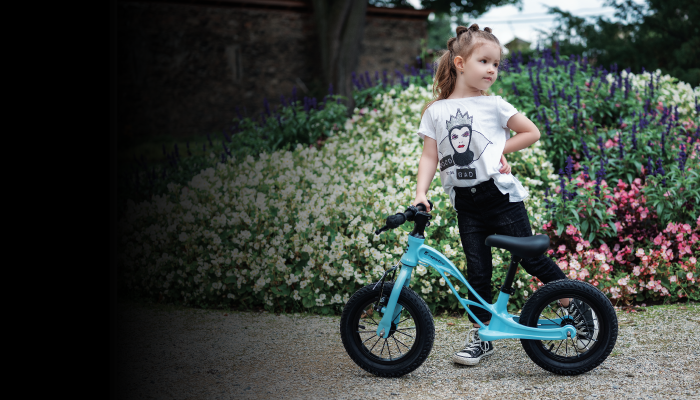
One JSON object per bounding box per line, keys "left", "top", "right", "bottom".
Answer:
{"left": 117, "top": 1, "right": 428, "bottom": 139}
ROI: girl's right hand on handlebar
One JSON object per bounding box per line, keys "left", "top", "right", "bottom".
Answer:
{"left": 411, "top": 194, "right": 431, "bottom": 212}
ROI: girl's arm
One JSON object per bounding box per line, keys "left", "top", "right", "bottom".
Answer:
{"left": 412, "top": 137, "right": 438, "bottom": 212}
{"left": 503, "top": 113, "right": 541, "bottom": 155}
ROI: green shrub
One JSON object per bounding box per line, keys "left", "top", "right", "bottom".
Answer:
{"left": 119, "top": 54, "right": 699, "bottom": 313}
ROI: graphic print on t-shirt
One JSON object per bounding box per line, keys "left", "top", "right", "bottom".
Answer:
{"left": 437, "top": 108, "right": 493, "bottom": 180}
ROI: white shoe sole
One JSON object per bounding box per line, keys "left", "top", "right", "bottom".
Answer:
{"left": 452, "top": 350, "right": 494, "bottom": 366}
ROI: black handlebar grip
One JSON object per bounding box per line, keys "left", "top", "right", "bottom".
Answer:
{"left": 416, "top": 200, "right": 434, "bottom": 212}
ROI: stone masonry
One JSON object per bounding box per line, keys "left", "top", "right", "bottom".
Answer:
{"left": 117, "top": 0, "right": 429, "bottom": 139}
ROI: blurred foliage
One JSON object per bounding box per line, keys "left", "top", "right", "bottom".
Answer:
{"left": 541, "top": 0, "right": 699, "bottom": 86}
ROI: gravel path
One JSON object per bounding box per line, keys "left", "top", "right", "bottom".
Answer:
{"left": 115, "top": 301, "right": 700, "bottom": 399}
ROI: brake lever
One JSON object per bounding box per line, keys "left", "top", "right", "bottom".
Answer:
{"left": 375, "top": 225, "right": 389, "bottom": 235}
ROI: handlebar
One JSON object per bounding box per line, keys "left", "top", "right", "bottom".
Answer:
{"left": 374, "top": 200, "right": 434, "bottom": 235}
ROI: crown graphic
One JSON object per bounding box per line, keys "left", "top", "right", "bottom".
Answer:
{"left": 445, "top": 108, "right": 473, "bottom": 132}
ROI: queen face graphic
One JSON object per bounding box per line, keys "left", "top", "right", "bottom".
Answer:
{"left": 448, "top": 124, "right": 475, "bottom": 166}
{"left": 450, "top": 126, "right": 471, "bottom": 153}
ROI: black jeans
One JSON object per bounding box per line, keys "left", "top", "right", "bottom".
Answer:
{"left": 454, "top": 178, "right": 567, "bottom": 324}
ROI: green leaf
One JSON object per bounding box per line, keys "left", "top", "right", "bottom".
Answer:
{"left": 225, "top": 276, "right": 237, "bottom": 284}
{"left": 657, "top": 203, "right": 664, "bottom": 216}
{"left": 581, "top": 220, "right": 589, "bottom": 236}
{"left": 588, "top": 232, "right": 595, "bottom": 243}
{"left": 556, "top": 222, "right": 564, "bottom": 237}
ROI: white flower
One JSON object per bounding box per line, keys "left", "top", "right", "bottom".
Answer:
{"left": 178, "top": 232, "right": 188, "bottom": 242}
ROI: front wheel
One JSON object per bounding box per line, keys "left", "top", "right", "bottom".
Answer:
{"left": 340, "top": 282, "right": 434, "bottom": 377}
{"left": 519, "top": 279, "right": 618, "bottom": 375}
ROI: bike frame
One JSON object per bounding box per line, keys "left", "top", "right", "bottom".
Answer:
{"left": 375, "top": 235, "right": 577, "bottom": 341}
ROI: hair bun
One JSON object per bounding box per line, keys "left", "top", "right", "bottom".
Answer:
{"left": 468, "top": 24, "right": 480, "bottom": 32}
{"left": 455, "top": 26, "right": 468, "bottom": 36}
{"left": 484, "top": 27, "right": 492, "bottom": 33}
{"left": 447, "top": 37, "right": 457, "bottom": 51}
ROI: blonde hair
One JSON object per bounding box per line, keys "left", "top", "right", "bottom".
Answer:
{"left": 422, "top": 24, "right": 502, "bottom": 117}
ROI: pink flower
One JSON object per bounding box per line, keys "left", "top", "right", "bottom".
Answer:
{"left": 558, "top": 245, "right": 567, "bottom": 254}
{"left": 690, "top": 257, "right": 697, "bottom": 265}
{"left": 653, "top": 235, "right": 663, "bottom": 245}
{"left": 559, "top": 260, "right": 569, "bottom": 270}
{"left": 604, "top": 139, "right": 614, "bottom": 148}
{"left": 568, "top": 270, "right": 577, "bottom": 279}
{"left": 633, "top": 266, "right": 641, "bottom": 276}
{"left": 566, "top": 225, "right": 577, "bottom": 235}
{"left": 687, "top": 272, "right": 694, "bottom": 280}
{"left": 578, "top": 270, "right": 589, "bottom": 280}
{"left": 670, "top": 275, "right": 677, "bottom": 283}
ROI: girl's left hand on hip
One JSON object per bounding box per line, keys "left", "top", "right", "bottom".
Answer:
{"left": 499, "top": 154, "right": 511, "bottom": 175}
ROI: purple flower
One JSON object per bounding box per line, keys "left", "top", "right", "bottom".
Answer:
{"left": 545, "top": 118, "right": 552, "bottom": 136}
{"left": 569, "top": 63, "right": 576, "bottom": 84}
{"left": 581, "top": 137, "right": 592, "bottom": 160}
{"left": 646, "top": 157, "right": 655, "bottom": 176}
{"left": 595, "top": 165, "right": 606, "bottom": 197}
{"left": 618, "top": 132, "right": 624, "bottom": 159}
{"left": 559, "top": 170, "right": 568, "bottom": 201}
{"left": 573, "top": 111, "right": 578, "bottom": 131}
{"left": 677, "top": 144, "right": 687, "bottom": 171}
{"left": 631, "top": 125, "right": 638, "bottom": 150}
{"left": 554, "top": 99, "right": 560, "bottom": 122}
{"left": 583, "top": 165, "right": 590, "bottom": 180}
{"left": 280, "top": 95, "right": 287, "bottom": 108}
{"left": 512, "top": 82, "right": 520, "bottom": 96}
{"left": 655, "top": 158, "right": 664, "bottom": 173}
{"left": 565, "top": 156, "right": 574, "bottom": 181}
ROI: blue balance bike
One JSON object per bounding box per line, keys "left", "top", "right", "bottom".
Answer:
{"left": 340, "top": 202, "right": 618, "bottom": 376}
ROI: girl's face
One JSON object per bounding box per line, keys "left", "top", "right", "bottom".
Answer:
{"left": 450, "top": 126, "right": 470, "bottom": 153}
{"left": 461, "top": 41, "right": 501, "bottom": 92}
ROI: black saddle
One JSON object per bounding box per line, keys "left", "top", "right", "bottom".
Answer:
{"left": 484, "top": 234, "right": 550, "bottom": 259}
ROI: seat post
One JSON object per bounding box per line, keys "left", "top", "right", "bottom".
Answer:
{"left": 500, "top": 254, "right": 522, "bottom": 295}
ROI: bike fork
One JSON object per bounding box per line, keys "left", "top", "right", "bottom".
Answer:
{"left": 376, "top": 264, "right": 414, "bottom": 338}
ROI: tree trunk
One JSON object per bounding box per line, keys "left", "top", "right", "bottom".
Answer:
{"left": 310, "top": 0, "right": 367, "bottom": 113}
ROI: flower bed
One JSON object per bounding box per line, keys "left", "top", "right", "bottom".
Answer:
{"left": 119, "top": 52, "right": 699, "bottom": 313}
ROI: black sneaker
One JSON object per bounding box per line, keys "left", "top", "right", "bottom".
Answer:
{"left": 565, "top": 299, "right": 599, "bottom": 352}
{"left": 452, "top": 328, "right": 494, "bottom": 366}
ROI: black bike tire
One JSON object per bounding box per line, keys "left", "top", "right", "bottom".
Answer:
{"left": 519, "top": 279, "right": 618, "bottom": 375}
{"left": 340, "top": 282, "right": 435, "bottom": 377}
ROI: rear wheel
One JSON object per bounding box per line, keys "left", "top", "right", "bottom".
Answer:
{"left": 340, "top": 282, "right": 434, "bottom": 377}
{"left": 519, "top": 279, "right": 618, "bottom": 375}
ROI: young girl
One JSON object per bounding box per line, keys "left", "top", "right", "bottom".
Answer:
{"left": 411, "top": 24, "right": 572, "bottom": 366}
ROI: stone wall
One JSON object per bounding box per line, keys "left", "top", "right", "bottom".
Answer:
{"left": 117, "top": 1, "right": 428, "bottom": 139}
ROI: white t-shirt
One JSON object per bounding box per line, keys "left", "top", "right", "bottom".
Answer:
{"left": 417, "top": 95, "right": 529, "bottom": 210}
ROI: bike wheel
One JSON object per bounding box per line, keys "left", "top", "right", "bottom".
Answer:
{"left": 340, "top": 282, "right": 434, "bottom": 377}
{"left": 519, "top": 279, "right": 618, "bottom": 375}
